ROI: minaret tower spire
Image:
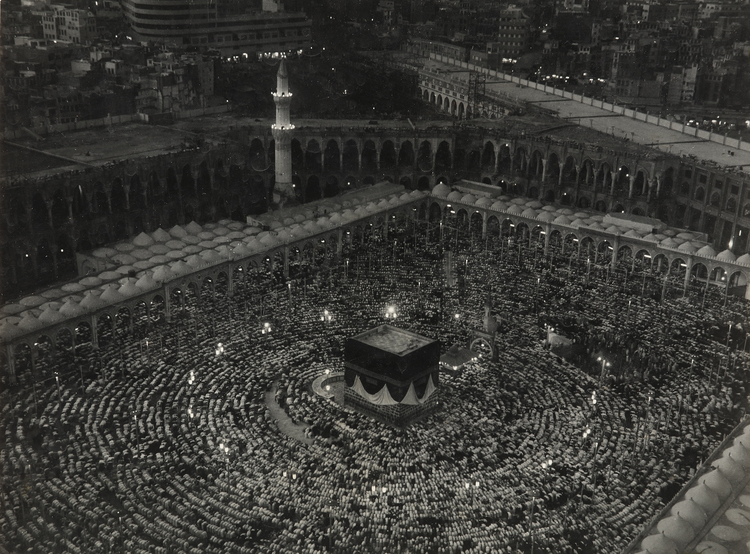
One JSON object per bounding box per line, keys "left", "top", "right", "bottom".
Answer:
{"left": 272, "top": 58, "right": 294, "bottom": 206}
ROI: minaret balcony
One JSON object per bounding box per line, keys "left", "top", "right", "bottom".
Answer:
{"left": 272, "top": 124, "right": 296, "bottom": 130}
{"left": 272, "top": 92, "right": 293, "bottom": 98}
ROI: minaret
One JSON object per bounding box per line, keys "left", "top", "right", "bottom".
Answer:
{"left": 272, "top": 59, "right": 294, "bottom": 206}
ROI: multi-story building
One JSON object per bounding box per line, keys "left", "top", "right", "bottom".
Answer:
{"left": 608, "top": 77, "right": 663, "bottom": 106}
{"left": 122, "top": 0, "right": 312, "bottom": 57}
{"left": 39, "top": 4, "right": 97, "bottom": 45}
{"left": 496, "top": 6, "right": 530, "bottom": 59}
{"left": 666, "top": 64, "right": 698, "bottom": 105}
{"left": 377, "top": 0, "right": 401, "bottom": 25}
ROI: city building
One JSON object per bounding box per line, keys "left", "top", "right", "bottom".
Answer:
{"left": 666, "top": 64, "right": 698, "bottom": 105}
{"left": 495, "top": 6, "right": 530, "bottom": 59}
{"left": 39, "top": 4, "right": 97, "bottom": 45}
{"left": 122, "top": 0, "right": 312, "bottom": 57}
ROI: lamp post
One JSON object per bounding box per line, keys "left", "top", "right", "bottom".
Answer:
{"left": 283, "top": 470, "right": 297, "bottom": 494}
{"left": 541, "top": 459, "right": 552, "bottom": 490}
{"left": 529, "top": 495, "right": 536, "bottom": 554}
{"left": 596, "top": 357, "right": 610, "bottom": 386}
{"left": 219, "top": 442, "right": 229, "bottom": 473}
{"left": 133, "top": 412, "right": 141, "bottom": 457}
{"left": 586, "top": 258, "right": 591, "bottom": 285}
{"left": 321, "top": 309, "right": 332, "bottom": 326}
{"left": 385, "top": 305, "right": 397, "bottom": 320}
{"left": 54, "top": 371, "right": 61, "bottom": 401}
{"left": 464, "top": 480, "right": 479, "bottom": 510}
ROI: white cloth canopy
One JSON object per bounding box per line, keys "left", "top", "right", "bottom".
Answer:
{"left": 351, "top": 374, "right": 436, "bottom": 406}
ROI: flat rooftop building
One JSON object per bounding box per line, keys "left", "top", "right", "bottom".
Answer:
{"left": 123, "top": 0, "right": 311, "bottom": 57}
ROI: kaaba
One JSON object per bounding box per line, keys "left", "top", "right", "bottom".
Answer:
{"left": 344, "top": 325, "right": 441, "bottom": 427}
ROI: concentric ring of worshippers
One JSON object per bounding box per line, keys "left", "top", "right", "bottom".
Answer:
{"left": 1, "top": 219, "right": 748, "bottom": 554}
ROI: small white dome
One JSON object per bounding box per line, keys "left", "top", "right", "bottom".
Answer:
{"left": 696, "top": 245, "right": 717, "bottom": 257}
{"left": 432, "top": 183, "right": 451, "bottom": 197}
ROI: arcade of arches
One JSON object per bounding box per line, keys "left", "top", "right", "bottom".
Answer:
{"left": 4, "top": 192, "right": 750, "bottom": 384}
{"left": 1, "top": 125, "right": 744, "bottom": 302}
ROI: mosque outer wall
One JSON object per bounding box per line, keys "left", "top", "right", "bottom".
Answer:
{"left": 1, "top": 122, "right": 749, "bottom": 299}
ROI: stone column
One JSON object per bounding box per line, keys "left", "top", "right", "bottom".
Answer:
{"left": 91, "top": 315, "right": 99, "bottom": 348}
{"left": 163, "top": 284, "right": 171, "bottom": 321}
{"left": 684, "top": 258, "right": 693, "bottom": 294}
{"left": 6, "top": 344, "right": 16, "bottom": 384}
{"left": 611, "top": 236, "right": 619, "bottom": 270}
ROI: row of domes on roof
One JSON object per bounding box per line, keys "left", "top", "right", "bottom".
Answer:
{"left": 0, "top": 192, "right": 427, "bottom": 341}
{"left": 433, "top": 186, "right": 750, "bottom": 265}
{"left": 636, "top": 422, "right": 750, "bottom": 554}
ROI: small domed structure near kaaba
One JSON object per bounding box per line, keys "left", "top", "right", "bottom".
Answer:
{"left": 344, "top": 325, "right": 440, "bottom": 427}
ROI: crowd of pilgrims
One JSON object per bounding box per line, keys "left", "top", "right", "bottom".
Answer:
{"left": 1, "top": 212, "right": 748, "bottom": 554}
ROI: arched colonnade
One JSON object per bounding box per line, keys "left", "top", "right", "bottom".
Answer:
{"left": 1, "top": 199, "right": 428, "bottom": 383}
{"left": 430, "top": 198, "right": 750, "bottom": 297}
